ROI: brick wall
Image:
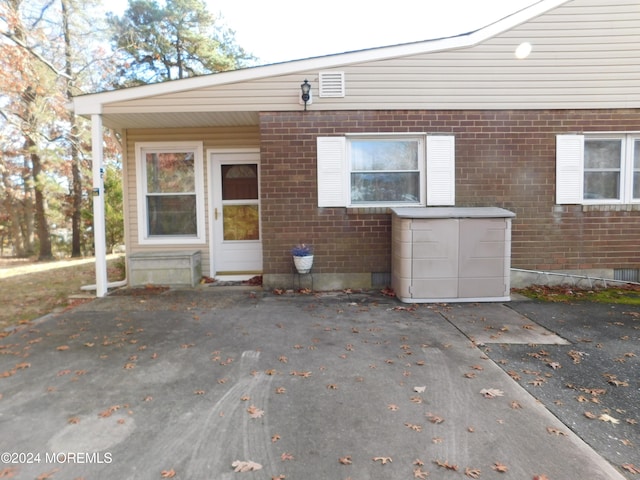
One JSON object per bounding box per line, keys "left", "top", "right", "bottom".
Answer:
{"left": 259, "top": 109, "right": 640, "bottom": 281}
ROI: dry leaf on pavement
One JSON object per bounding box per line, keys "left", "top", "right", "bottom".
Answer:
{"left": 492, "top": 462, "right": 508, "bottom": 473}
{"left": 231, "top": 460, "right": 263, "bottom": 472}
{"left": 465, "top": 467, "right": 481, "bottom": 478}
{"left": 480, "top": 388, "right": 504, "bottom": 398}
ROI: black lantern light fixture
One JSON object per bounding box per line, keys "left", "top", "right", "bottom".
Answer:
{"left": 300, "top": 79, "right": 311, "bottom": 110}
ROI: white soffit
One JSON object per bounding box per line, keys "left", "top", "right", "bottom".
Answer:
{"left": 102, "top": 111, "right": 259, "bottom": 129}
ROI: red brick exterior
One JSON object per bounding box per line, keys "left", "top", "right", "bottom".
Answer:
{"left": 259, "top": 109, "right": 640, "bottom": 281}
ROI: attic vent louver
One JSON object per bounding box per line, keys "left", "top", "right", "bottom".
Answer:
{"left": 319, "top": 71, "right": 345, "bottom": 98}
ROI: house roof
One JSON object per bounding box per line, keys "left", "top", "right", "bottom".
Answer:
{"left": 72, "top": 0, "right": 580, "bottom": 129}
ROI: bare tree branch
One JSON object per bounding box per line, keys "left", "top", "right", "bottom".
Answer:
{"left": 0, "top": 30, "right": 72, "bottom": 80}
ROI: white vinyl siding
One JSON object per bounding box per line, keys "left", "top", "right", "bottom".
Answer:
{"left": 317, "top": 135, "right": 455, "bottom": 208}
{"left": 93, "top": 0, "right": 640, "bottom": 129}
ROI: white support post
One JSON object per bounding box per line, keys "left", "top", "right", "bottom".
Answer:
{"left": 91, "top": 114, "right": 108, "bottom": 297}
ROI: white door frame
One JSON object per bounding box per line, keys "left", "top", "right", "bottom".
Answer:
{"left": 207, "top": 148, "right": 262, "bottom": 278}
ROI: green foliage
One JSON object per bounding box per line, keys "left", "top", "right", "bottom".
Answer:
{"left": 515, "top": 284, "right": 640, "bottom": 305}
{"left": 108, "top": 0, "right": 255, "bottom": 86}
{"left": 103, "top": 161, "right": 125, "bottom": 251}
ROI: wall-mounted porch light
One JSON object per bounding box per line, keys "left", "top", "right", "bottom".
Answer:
{"left": 300, "top": 79, "right": 311, "bottom": 110}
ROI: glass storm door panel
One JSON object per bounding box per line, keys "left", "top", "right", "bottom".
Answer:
{"left": 210, "top": 152, "right": 262, "bottom": 276}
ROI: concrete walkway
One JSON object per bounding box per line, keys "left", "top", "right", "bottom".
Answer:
{"left": 0, "top": 288, "right": 634, "bottom": 479}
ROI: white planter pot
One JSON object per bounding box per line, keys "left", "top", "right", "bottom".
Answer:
{"left": 293, "top": 255, "right": 314, "bottom": 274}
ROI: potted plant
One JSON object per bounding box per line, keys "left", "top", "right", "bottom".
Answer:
{"left": 291, "top": 244, "right": 314, "bottom": 274}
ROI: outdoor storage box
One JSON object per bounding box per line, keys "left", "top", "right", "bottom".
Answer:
{"left": 391, "top": 207, "right": 515, "bottom": 303}
{"left": 129, "top": 250, "right": 202, "bottom": 287}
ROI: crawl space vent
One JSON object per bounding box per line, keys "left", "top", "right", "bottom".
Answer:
{"left": 319, "top": 71, "right": 345, "bottom": 98}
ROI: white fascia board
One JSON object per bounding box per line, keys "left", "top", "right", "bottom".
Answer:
{"left": 72, "top": 0, "right": 567, "bottom": 115}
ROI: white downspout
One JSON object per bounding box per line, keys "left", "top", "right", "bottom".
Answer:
{"left": 92, "top": 114, "right": 108, "bottom": 297}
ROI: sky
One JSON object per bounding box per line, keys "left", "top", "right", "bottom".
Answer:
{"left": 105, "top": 0, "right": 540, "bottom": 65}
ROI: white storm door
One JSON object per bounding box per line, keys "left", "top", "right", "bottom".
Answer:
{"left": 209, "top": 151, "right": 262, "bottom": 276}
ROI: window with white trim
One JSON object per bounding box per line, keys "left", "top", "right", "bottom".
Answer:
{"left": 136, "top": 142, "right": 206, "bottom": 244}
{"left": 317, "top": 134, "right": 455, "bottom": 207}
{"left": 556, "top": 134, "right": 640, "bottom": 205}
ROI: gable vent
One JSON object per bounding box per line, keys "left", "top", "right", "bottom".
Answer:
{"left": 319, "top": 71, "right": 345, "bottom": 98}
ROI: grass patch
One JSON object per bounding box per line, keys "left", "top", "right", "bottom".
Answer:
{"left": 0, "top": 255, "right": 125, "bottom": 331}
{"left": 514, "top": 283, "right": 640, "bottom": 305}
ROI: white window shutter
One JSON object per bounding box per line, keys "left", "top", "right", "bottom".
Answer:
{"left": 317, "top": 137, "right": 347, "bottom": 207}
{"left": 556, "top": 134, "right": 584, "bottom": 204}
{"left": 426, "top": 135, "right": 455, "bottom": 206}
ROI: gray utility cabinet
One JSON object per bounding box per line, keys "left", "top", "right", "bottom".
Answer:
{"left": 129, "top": 250, "right": 202, "bottom": 287}
{"left": 391, "top": 207, "right": 515, "bottom": 303}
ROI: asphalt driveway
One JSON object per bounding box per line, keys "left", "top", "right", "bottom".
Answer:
{"left": 0, "top": 288, "right": 637, "bottom": 479}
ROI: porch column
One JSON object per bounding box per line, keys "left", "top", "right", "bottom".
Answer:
{"left": 91, "top": 114, "right": 108, "bottom": 297}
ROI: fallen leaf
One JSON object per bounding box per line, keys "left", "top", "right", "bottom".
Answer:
{"left": 622, "top": 464, "right": 640, "bottom": 474}
{"left": 510, "top": 401, "right": 522, "bottom": 409}
{"left": 387, "top": 404, "right": 399, "bottom": 411}
{"left": 465, "top": 467, "right": 481, "bottom": 478}
{"left": 98, "top": 405, "right": 121, "bottom": 418}
{"left": 546, "top": 426, "right": 567, "bottom": 436}
{"left": 373, "top": 457, "right": 392, "bottom": 465}
{"left": 599, "top": 413, "right": 620, "bottom": 425}
{"left": 426, "top": 413, "right": 445, "bottom": 424}
{"left": 414, "top": 386, "right": 426, "bottom": 393}
{"left": 56, "top": 345, "right": 69, "bottom": 351}
{"left": 36, "top": 469, "right": 59, "bottom": 479}
{"left": 547, "top": 362, "right": 561, "bottom": 370}
{"left": 247, "top": 405, "right": 264, "bottom": 419}
{"left": 492, "top": 462, "right": 508, "bottom": 473}
{"left": 584, "top": 411, "right": 597, "bottom": 419}
{"left": 404, "top": 422, "right": 423, "bottom": 432}
{"left": 280, "top": 452, "right": 294, "bottom": 461}
{"left": 480, "top": 388, "right": 504, "bottom": 398}
{"left": 414, "top": 466, "right": 429, "bottom": 479}
{"left": 271, "top": 434, "right": 281, "bottom": 443}
{"left": 338, "top": 456, "right": 352, "bottom": 465}
{"left": 275, "top": 387, "right": 286, "bottom": 394}
{"left": 231, "top": 460, "right": 263, "bottom": 473}
{"left": 434, "top": 459, "right": 458, "bottom": 471}
{"left": 0, "top": 467, "right": 18, "bottom": 477}
{"left": 160, "top": 469, "right": 176, "bottom": 478}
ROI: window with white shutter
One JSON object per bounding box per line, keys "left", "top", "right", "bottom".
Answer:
{"left": 556, "top": 133, "right": 640, "bottom": 205}
{"left": 317, "top": 134, "right": 455, "bottom": 207}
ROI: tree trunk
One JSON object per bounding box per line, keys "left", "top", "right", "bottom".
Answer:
{"left": 29, "top": 146, "right": 52, "bottom": 260}
{"left": 62, "top": 0, "right": 82, "bottom": 257}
